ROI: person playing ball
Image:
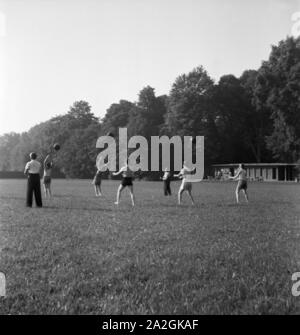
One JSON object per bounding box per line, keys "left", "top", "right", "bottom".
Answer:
{"left": 92, "top": 160, "right": 109, "bottom": 197}
{"left": 112, "top": 160, "right": 135, "bottom": 207}
{"left": 43, "top": 159, "right": 53, "bottom": 198}
{"left": 42, "top": 143, "right": 60, "bottom": 198}
{"left": 92, "top": 168, "right": 103, "bottom": 197}
{"left": 229, "top": 163, "right": 249, "bottom": 204}
{"left": 161, "top": 167, "right": 172, "bottom": 196}
{"left": 174, "top": 162, "right": 196, "bottom": 205}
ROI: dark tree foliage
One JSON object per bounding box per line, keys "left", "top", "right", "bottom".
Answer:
{"left": 165, "top": 66, "right": 214, "bottom": 136}
{"left": 127, "top": 86, "right": 167, "bottom": 138}
{"left": 211, "top": 74, "right": 256, "bottom": 163}
{"left": 254, "top": 37, "right": 300, "bottom": 162}
{"left": 239, "top": 70, "right": 273, "bottom": 163}
{"left": 0, "top": 101, "right": 101, "bottom": 178}
{"left": 101, "top": 100, "right": 134, "bottom": 135}
{"left": 1, "top": 37, "right": 300, "bottom": 178}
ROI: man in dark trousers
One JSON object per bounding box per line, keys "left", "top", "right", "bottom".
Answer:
{"left": 24, "top": 152, "right": 42, "bottom": 207}
{"left": 162, "top": 168, "right": 172, "bottom": 196}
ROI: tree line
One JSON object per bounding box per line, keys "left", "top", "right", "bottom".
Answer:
{"left": 0, "top": 36, "right": 299, "bottom": 179}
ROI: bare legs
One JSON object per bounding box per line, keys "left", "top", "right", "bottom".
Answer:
{"left": 115, "top": 185, "right": 135, "bottom": 207}
{"left": 235, "top": 186, "right": 249, "bottom": 204}
{"left": 242, "top": 189, "right": 249, "bottom": 203}
{"left": 187, "top": 189, "right": 195, "bottom": 205}
{"left": 44, "top": 185, "right": 52, "bottom": 198}
{"left": 178, "top": 188, "right": 183, "bottom": 205}
{"left": 115, "top": 184, "right": 123, "bottom": 204}
{"left": 178, "top": 185, "right": 195, "bottom": 205}
{"left": 128, "top": 185, "right": 135, "bottom": 207}
{"left": 94, "top": 185, "right": 102, "bottom": 197}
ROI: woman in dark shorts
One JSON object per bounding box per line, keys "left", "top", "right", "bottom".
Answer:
{"left": 229, "top": 163, "right": 249, "bottom": 204}
{"left": 121, "top": 176, "right": 133, "bottom": 187}
{"left": 92, "top": 169, "right": 102, "bottom": 196}
{"left": 112, "top": 162, "right": 135, "bottom": 206}
{"left": 43, "top": 159, "right": 53, "bottom": 198}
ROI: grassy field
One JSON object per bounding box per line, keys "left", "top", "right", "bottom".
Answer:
{"left": 0, "top": 178, "right": 300, "bottom": 315}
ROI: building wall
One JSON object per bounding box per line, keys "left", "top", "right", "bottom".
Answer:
{"left": 213, "top": 165, "right": 298, "bottom": 182}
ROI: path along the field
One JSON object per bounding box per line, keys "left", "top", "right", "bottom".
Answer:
{"left": 0, "top": 179, "right": 300, "bottom": 314}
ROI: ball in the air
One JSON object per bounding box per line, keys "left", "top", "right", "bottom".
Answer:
{"left": 53, "top": 143, "right": 60, "bottom": 151}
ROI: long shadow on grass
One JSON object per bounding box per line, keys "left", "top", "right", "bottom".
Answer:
{"left": 0, "top": 196, "right": 25, "bottom": 200}
{"left": 43, "top": 205, "right": 114, "bottom": 212}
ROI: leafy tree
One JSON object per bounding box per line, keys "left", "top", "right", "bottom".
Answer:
{"left": 239, "top": 70, "right": 273, "bottom": 162}
{"left": 0, "top": 133, "right": 21, "bottom": 170}
{"left": 165, "top": 66, "right": 214, "bottom": 136}
{"left": 68, "top": 100, "right": 98, "bottom": 127}
{"left": 8, "top": 133, "right": 32, "bottom": 171}
{"left": 2, "top": 37, "right": 299, "bottom": 179}
{"left": 164, "top": 66, "right": 218, "bottom": 169}
{"left": 59, "top": 123, "right": 101, "bottom": 178}
{"left": 101, "top": 100, "right": 134, "bottom": 135}
{"left": 212, "top": 74, "right": 260, "bottom": 163}
{"left": 127, "top": 86, "right": 167, "bottom": 138}
{"left": 0, "top": 100, "right": 101, "bottom": 177}
{"left": 254, "top": 37, "right": 300, "bottom": 162}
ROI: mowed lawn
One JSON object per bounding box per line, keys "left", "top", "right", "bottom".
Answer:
{"left": 0, "top": 179, "right": 300, "bottom": 315}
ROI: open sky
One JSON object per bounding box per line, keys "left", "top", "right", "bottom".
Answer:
{"left": 0, "top": 0, "right": 299, "bottom": 135}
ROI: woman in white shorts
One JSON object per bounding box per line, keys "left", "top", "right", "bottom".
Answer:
{"left": 174, "top": 163, "right": 196, "bottom": 205}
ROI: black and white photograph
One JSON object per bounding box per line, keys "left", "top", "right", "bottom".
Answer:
{"left": 0, "top": 0, "right": 300, "bottom": 321}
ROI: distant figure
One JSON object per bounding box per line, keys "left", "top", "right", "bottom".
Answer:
{"left": 92, "top": 164, "right": 107, "bottom": 197}
{"left": 92, "top": 168, "right": 103, "bottom": 197}
{"left": 43, "top": 157, "right": 53, "bottom": 198}
{"left": 112, "top": 161, "right": 135, "bottom": 206}
{"left": 174, "top": 162, "right": 196, "bottom": 205}
{"left": 161, "top": 168, "right": 172, "bottom": 196}
{"left": 24, "top": 152, "right": 42, "bottom": 207}
{"left": 229, "top": 163, "right": 249, "bottom": 204}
